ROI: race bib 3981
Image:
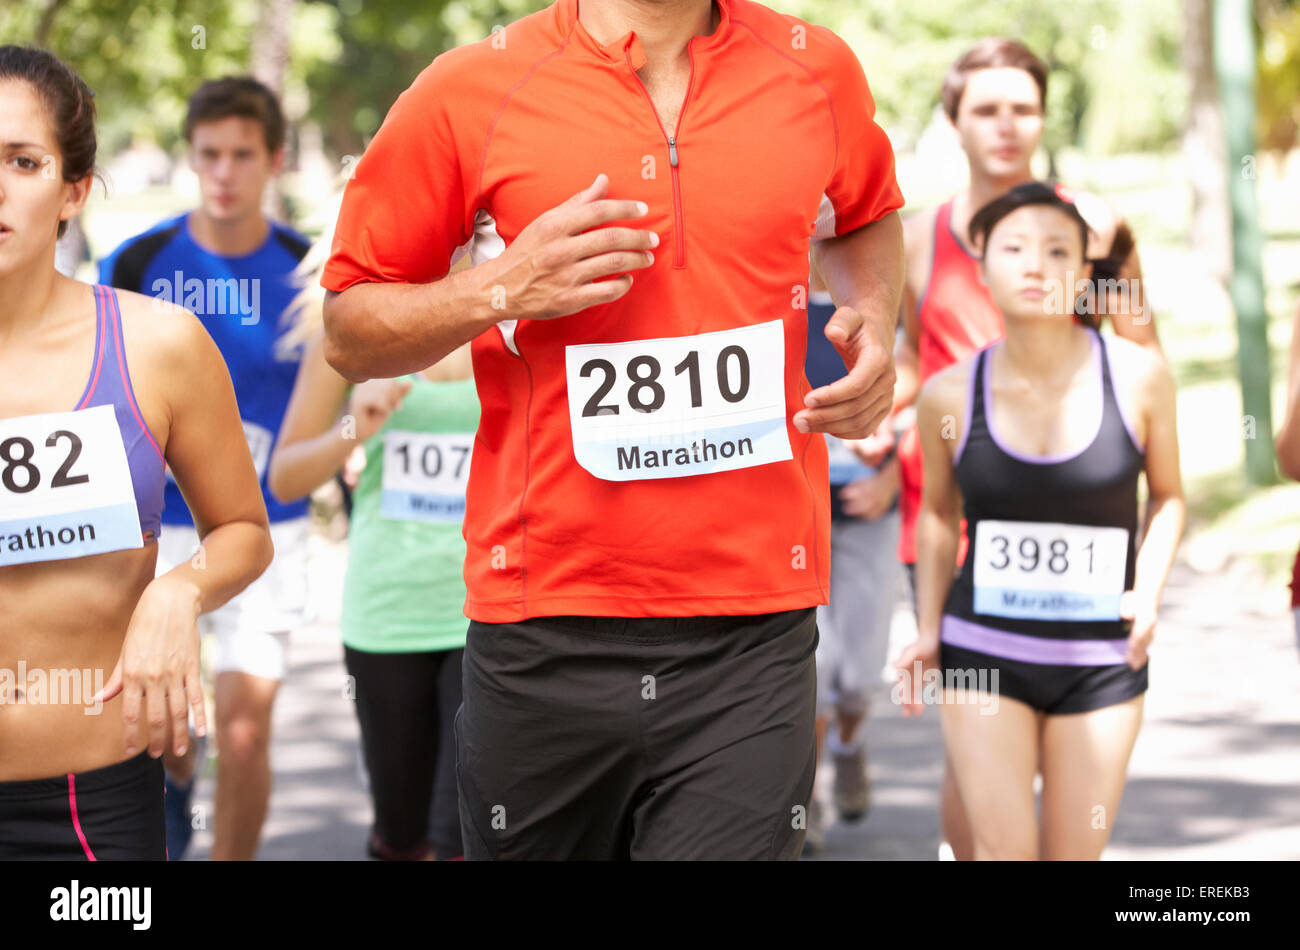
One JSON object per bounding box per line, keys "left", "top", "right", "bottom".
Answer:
{"left": 0, "top": 405, "right": 144, "bottom": 565}
{"left": 972, "top": 519, "right": 1129, "bottom": 621}
{"left": 380, "top": 430, "right": 474, "bottom": 523}
{"left": 564, "top": 320, "right": 793, "bottom": 481}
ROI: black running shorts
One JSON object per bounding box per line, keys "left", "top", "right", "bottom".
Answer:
{"left": 456, "top": 608, "right": 818, "bottom": 860}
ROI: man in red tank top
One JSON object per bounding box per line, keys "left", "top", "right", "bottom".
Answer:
{"left": 888, "top": 37, "right": 1166, "bottom": 861}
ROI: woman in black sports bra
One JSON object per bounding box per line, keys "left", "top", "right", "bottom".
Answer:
{"left": 897, "top": 182, "right": 1184, "bottom": 860}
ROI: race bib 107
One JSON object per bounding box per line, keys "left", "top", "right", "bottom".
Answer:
{"left": 0, "top": 405, "right": 144, "bottom": 565}
{"left": 564, "top": 320, "right": 793, "bottom": 481}
{"left": 380, "top": 430, "right": 474, "bottom": 523}
{"left": 972, "top": 519, "right": 1129, "bottom": 621}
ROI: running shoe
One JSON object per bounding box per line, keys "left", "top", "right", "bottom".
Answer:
{"left": 832, "top": 741, "right": 870, "bottom": 822}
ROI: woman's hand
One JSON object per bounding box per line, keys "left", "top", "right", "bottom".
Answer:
{"left": 92, "top": 573, "right": 206, "bottom": 758}
{"left": 1119, "top": 590, "right": 1157, "bottom": 671}
{"left": 348, "top": 378, "right": 412, "bottom": 444}
{"left": 893, "top": 633, "right": 940, "bottom": 719}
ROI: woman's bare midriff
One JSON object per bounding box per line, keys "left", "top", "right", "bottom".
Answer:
{"left": 0, "top": 543, "right": 159, "bottom": 780}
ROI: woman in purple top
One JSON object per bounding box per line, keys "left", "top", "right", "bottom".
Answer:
{"left": 0, "top": 46, "right": 271, "bottom": 859}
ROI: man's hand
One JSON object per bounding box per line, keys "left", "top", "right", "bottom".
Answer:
{"left": 488, "top": 173, "right": 659, "bottom": 322}
{"left": 839, "top": 460, "right": 900, "bottom": 520}
{"left": 795, "top": 305, "right": 895, "bottom": 439}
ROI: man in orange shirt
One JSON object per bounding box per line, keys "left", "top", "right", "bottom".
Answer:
{"left": 322, "top": 0, "right": 904, "bottom": 859}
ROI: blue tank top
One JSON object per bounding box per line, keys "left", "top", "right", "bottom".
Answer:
{"left": 98, "top": 213, "right": 311, "bottom": 526}
{"left": 74, "top": 285, "right": 166, "bottom": 541}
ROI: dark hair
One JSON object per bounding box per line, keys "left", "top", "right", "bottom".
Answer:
{"left": 969, "top": 181, "right": 1098, "bottom": 329}
{"left": 0, "top": 46, "right": 97, "bottom": 239}
{"left": 184, "top": 76, "right": 285, "bottom": 154}
{"left": 941, "top": 37, "right": 1048, "bottom": 122}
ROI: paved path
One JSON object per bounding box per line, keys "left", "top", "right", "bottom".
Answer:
{"left": 183, "top": 537, "right": 1300, "bottom": 861}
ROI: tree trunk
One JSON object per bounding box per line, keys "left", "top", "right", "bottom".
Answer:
{"left": 1215, "top": 0, "right": 1276, "bottom": 486}
{"left": 251, "top": 0, "right": 296, "bottom": 223}
{"left": 1183, "top": 0, "right": 1231, "bottom": 284}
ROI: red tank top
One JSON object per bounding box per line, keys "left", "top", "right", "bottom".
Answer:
{"left": 898, "top": 199, "right": 1004, "bottom": 563}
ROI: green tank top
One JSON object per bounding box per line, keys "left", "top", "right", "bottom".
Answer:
{"left": 340, "top": 374, "right": 479, "bottom": 653}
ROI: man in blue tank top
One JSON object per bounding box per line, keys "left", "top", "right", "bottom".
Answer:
{"left": 98, "top": 77, "right": 311, "bottom": 861}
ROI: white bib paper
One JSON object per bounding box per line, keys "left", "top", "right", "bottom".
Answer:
{"left": 380, "top": 430, "right": 474, "bottom": 523}
{"left": 565, "top": 320, "right": 793, "bottom": 481}
{"left": 0, "top": 405, "right": 144, "bottom": 565}
{"left": 972, "top": 519, "right": 1129, "bottom": 621}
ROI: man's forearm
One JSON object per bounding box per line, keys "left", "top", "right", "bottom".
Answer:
{"left": 811, "top": 211, "right": 904, "bottom": 340}
{"left": 323, "top": 262, "right": 505, "bottom": 383}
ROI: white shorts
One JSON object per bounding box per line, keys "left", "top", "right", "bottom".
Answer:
{"left": 155, "top": 518, "right": 309, "bottom": 681}
{"left": 816, "top": 509, "right": 902, "bottom": 716}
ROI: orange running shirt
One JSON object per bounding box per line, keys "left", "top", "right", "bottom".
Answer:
{"left": 323, "top": 0, "right": 903, "bottom": 622}
{"left": 897, "top": 199, "right": 1003, "bottom": 564}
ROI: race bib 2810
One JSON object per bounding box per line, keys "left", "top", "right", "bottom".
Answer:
{"left": 564, "top": 320, "right": 793, "bottom": 481}
{"left": 0, "top": 405, "right": 145, "bottom": 565}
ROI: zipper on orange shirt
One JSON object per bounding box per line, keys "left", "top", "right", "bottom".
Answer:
{"left": 627, "top": 46, "right": 694, "bottom": 268}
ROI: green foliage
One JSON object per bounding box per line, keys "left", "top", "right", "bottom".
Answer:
{"left": 1, "top": 0, "right": 259, "bottom": 152}
{"left": 297, "top": 0, "right": 550, "bottom": 155}
{"left": 781, "top": 0, "right": 1184, "bottom": 155}
{"left": 1258, "top": 0, "right": 1300, "bottom": 151}
{"left": 0, "top": 0, "right": 1282, "bottom": 161}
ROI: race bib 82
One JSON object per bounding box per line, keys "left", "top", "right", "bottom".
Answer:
{"left": 0, "top": 405, "right": 144, "bottom": 565}
{"left": 564, "top": 320, "right": 793, "bottom": 481}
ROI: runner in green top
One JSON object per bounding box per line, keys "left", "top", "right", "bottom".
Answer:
{"left": 338, "top": 372, "right": 478, "bottom": 654}
{"left": 268, "top": 211, "right": 477, "bottom": 860}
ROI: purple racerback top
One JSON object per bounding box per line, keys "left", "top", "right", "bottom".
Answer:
{"left": 72, "top": 285, "right": 165, "bottom": 542}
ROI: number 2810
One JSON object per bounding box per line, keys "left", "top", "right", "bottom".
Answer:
{"left": 580, "top": 346, "right": 751, "bottom": 417}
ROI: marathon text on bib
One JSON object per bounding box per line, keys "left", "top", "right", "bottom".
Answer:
{"left": 0, "top": 405, "right": 145, "bottom": 565}
{"left": 380, "top": 430, "right": 474, "bottom": 523}
{"left": 565, "top": 320, "right": 793, "bottom": 481}
{"left": 972, "top": 519, "right": 1129, "bottom": 621}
